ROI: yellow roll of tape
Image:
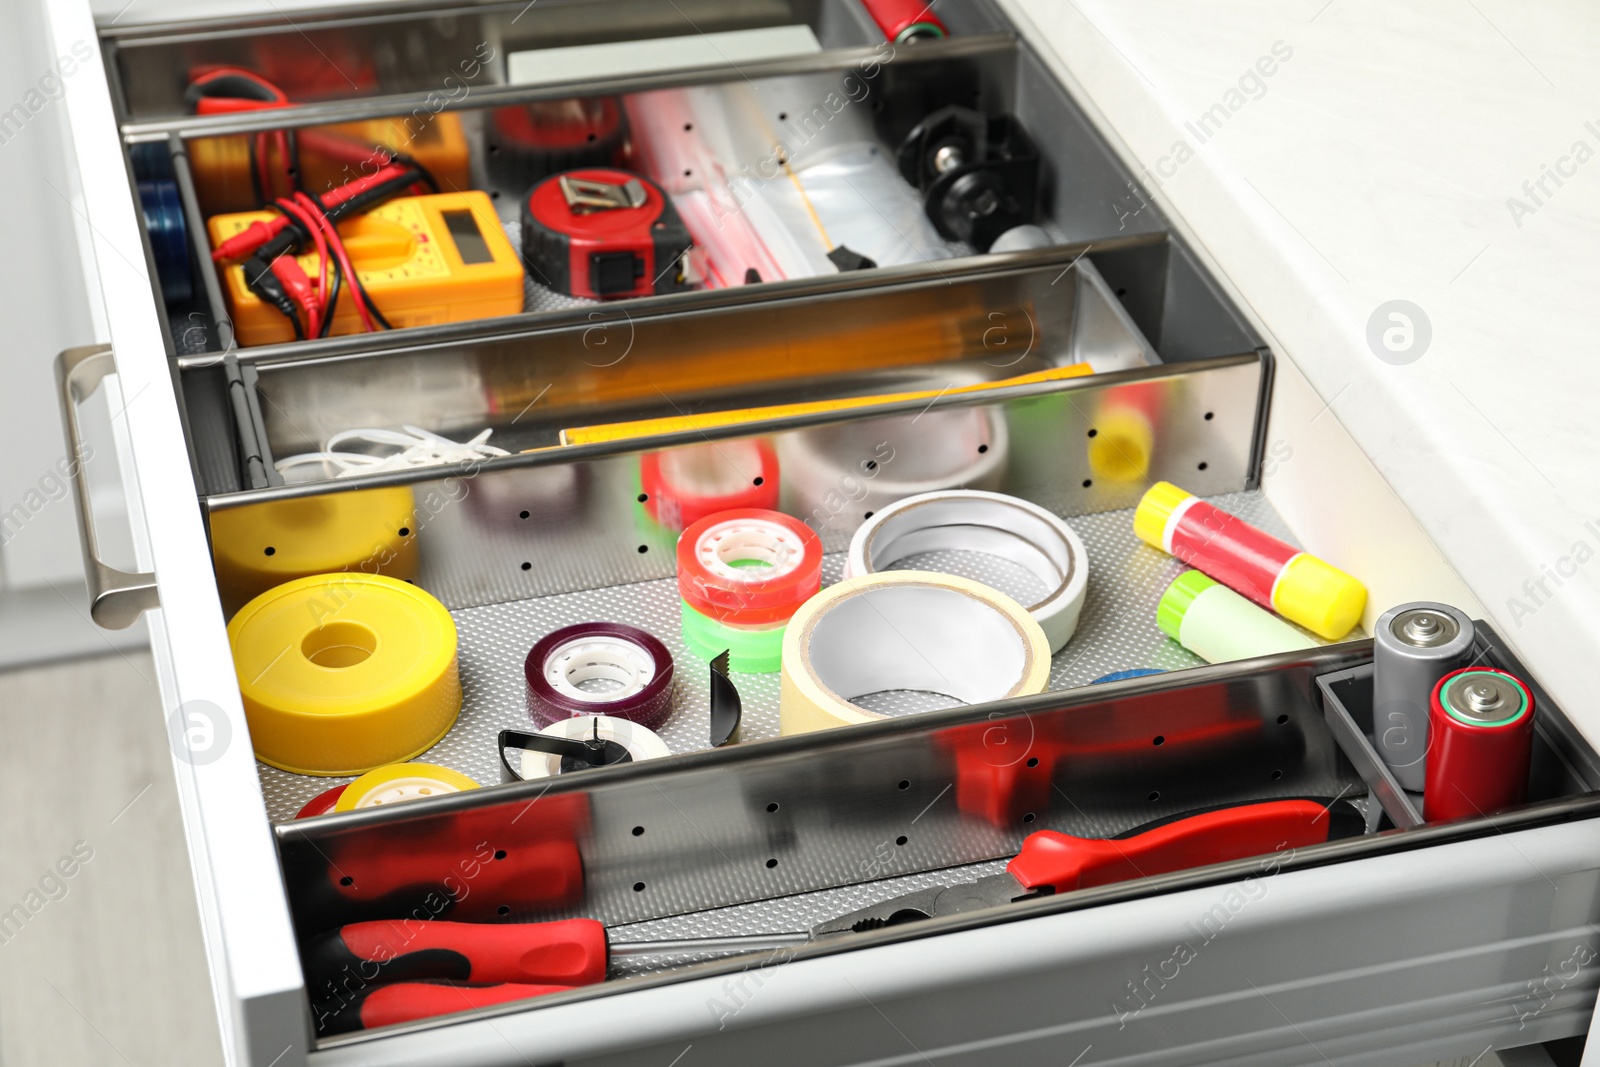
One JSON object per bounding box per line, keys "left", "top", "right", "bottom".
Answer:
{"left": 334, "top": 763, "right": 479, "bottom": 810}
{"left": 210, "top": 487, "right": 418, "bottom": 617}
{"left": 228, "top": 573, "right": 461, "bottom": 775}
{"left": 779, "top": 571, "right": 1051, "bottom": 735}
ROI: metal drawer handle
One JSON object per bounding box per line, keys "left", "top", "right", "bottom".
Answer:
{"left": 55, "top": 344, "right": 159, "bottom": 629}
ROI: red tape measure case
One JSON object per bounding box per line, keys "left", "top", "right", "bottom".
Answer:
{"left": 521, "top": 168, "right": 694, "bottom": 299}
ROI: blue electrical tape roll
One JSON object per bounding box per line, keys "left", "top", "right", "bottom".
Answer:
{"left": 138, "top": 179, "right": 192, "bottom": 306}
{"left": 1091, "top": 668, "right": 1165, "bottom": 684}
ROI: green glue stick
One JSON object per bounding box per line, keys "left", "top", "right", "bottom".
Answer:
{"left": 1157, "top": 570, "right": 1317, "bottom": 664}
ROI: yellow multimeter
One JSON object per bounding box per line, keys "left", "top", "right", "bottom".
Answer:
{"left": 207, "top": 190, "right": 525, "bottom": 347}
{"left": 188, "top": 111, "right": 474, "bottom": 214}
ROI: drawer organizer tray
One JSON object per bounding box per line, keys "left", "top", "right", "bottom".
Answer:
{"left": 279, "top": 629, "right": 1600, "bottom": 1048}
{"left": 209, "top": 334, "right": 1270, "bottom": 818}
{"left": 108, "top": 0, "right": 1012, "bottom": 122}
{"left": 118, "top": 13, "right": 1180, "bottom": 362}
{"left": 183, "top": 240, "right": 1253, "bottom": 495}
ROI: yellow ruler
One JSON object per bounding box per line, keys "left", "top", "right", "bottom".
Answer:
{"left": 556, "top": 364, "right": 1094, "bottom": 447}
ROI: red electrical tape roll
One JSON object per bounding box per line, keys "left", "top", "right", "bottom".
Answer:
{"left": 296, "top": 784, "right": 348, "bottom": 819}
{"left": 677, "top": 508, "right": 823, "bottom": 626}
{"left": 641, "top": 440, "right": 779, "bottom": 532}
{"left": 524, "top": 622, "right": 675, "bottom": 730}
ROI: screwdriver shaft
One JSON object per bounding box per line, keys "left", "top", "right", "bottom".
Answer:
{"left": 608, "top": 932, "right": 811, "bottom": 958}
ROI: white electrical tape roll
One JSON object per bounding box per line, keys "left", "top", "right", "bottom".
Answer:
{"left": 844, "top": 490, "right": 1089, "bottom": 653}
{"left": 779, "top": 571, "right": 1051, "bottom": 735}
{"left": 779, "top": 405, "right": 1007, "bottom": 535}
{"left": 518, "top": 715, "right": 672, "bottom": 780}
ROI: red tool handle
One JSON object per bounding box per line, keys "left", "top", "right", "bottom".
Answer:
{"left": 1007, "top": 799, "right": 1338, "bottom": 892}
{"left": 317, "top": 980, "right": 571, "bottom": 1034}
{"left": 304, "top": 918, "right": 607, "bottom": 993}
{"left": 859, "top": 0, "right": 948, "bottom": 41}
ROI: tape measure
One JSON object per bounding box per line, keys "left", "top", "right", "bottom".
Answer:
{"left": 520, "top": 169, "right": 693, "bottom": 299}
{"left": 208, "top": 190, "right": 524, "bottom": 346}
{"left": 487, "top": 98, "right": 627, "bottom": 188}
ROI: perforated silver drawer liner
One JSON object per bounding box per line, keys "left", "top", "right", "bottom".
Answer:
{"left": 257, "top": 490, "right": 1319, "bottom": 822}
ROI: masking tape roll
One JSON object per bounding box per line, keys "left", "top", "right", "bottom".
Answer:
{"left": 779, "top": 571, "right": 1051, "bottom": 735}
{"left": 844, "top": 490, "right": 1089, "bottom": 652}
{"left": 228, "top": 573, "right": 462, "bottom": 775}
{"left": 210, "top": 487, "right": 418, "bottom": 617}
{"left": 334, "top": 763, "right": 479, "bottom": 811}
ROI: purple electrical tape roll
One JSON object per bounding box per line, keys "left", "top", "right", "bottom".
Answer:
{"left": 524, "top": 622, "right": 675, "bottom": 731}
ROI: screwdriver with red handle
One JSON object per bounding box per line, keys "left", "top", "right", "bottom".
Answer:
{"left": 305, "top": 918, "right": 795, "bottom": 996}
{"left": 309, "top": 797, "right": 1360, "bottom": 1032}
{"left": 313, "top": 979, "right": 574, "bottom": 1035}
{"left": 306, "top": 919, "right": 799, "bottom": 1033}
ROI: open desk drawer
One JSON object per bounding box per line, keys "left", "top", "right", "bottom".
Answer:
{"left": 284, "top": 634, "right": 1600, "bottom": 1065}
{"left": 48, "top": 0, "right": 1600, "bottom": 1064}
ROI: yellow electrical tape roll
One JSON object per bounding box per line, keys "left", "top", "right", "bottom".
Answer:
{"left": 779, "top": 571, "right": 1051, "bottom": 735}
{"left": 210, "top": 487, "right": 418, "bottom": 618}
{"left": 334, "top": 762, "right": 479, "bottom": 811}
{"left": 228, "top": 573, "right": 461, "bottom": 776}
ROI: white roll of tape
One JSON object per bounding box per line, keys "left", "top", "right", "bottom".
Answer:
{"left": 779, "top": 405, "right": 1007, "bottom": 534}
{"left": 518, "top": 715, "right": 672, "bottom": 779}
{"left": 779, "top": 570, "right": 1051, "bottom": 735}
{"left": 844, "top": 490, "right": 1088, "bottom": 652}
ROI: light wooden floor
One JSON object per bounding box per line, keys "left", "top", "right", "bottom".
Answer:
{"left": 0, "top": 650, "right": 222, "bottom": 1066}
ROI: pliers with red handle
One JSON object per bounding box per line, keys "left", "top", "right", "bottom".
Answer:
{"left": 810, "top": 796, "right": 1364, "bottom": 935}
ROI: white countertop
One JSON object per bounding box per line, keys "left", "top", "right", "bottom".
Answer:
{"left": 1008, "top": 0, "right": 1600, "bottom": 741}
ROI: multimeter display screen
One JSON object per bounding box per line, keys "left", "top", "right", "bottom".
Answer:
{"left": 442, "top": 209, "right": 494, "bottom": 265}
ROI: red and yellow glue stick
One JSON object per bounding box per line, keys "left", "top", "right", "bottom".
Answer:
{"left": 1134, "top": 482, "right": 1365, "bottom": 640}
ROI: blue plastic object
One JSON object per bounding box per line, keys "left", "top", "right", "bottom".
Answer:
{"left": 1090, "top": 668, "right": 1165, "bottom": 684}
{"left": 138, "top": 178, "right": 193, "bottom": 306}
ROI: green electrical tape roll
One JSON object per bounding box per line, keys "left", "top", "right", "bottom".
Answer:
{"left": 680, "top": 599, "right": 785, "bottom": 673}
